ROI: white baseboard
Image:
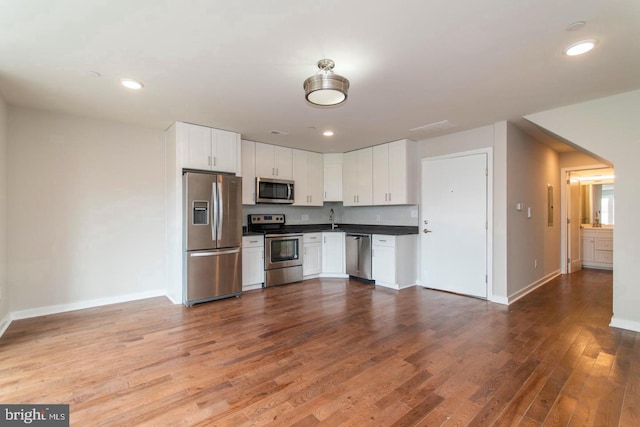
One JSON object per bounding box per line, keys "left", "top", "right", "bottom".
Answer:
{"left": 0, "top": 311, "right": 11, "bottom": 338}
{"left": 609, "top": 316, "right": 640, "bottom": 333}
{"left": 319, "top": 273, "right": 349, "bottom": 279}
{"left": 164, "top": 293, "right": 182, "bottom": 305}
{"left": 376, "top": 282, "right": 416, "bottom": 290}
{"left": 489, "top": 295, "right": 509, "bottom": 305}
{"left": 506, "top": 270, "right": 561, "bottom": 305}
{"left": 242, "top": 283, "right": 263, "bottom": 292}
{"left": 11, "top": 289, "right": 167, "bottom": 321}
{"left": 418, "top": 272, "right": 560, "bottom": 306}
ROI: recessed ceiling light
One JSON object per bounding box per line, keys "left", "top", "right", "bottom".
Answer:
{"left": 323, "top": 130, "right": 334, "bottom": 137}
{"left": 564, "top": 39, "right": 597, "bottom": 56}
{"left": 120, "top": 79, "right": 144, "bottom": 90}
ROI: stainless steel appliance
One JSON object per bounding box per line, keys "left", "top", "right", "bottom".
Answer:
{"left": 184, "top": 171, "right": 242, "bottom": 305}
{"left": 346, "top": 233, "right": 373, "bottom": 281}
{"left": 255, "top": 177, "right": 295, "bottom": 204}
{"left": 248, "top": 214, "right": 303, "bottom": 287}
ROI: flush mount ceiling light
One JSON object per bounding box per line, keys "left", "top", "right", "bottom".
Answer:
{"left": 304, "top": 59, "right": 349, "bottom": 106}
{"left": 323, "top": 130, "right": 334, "bottom": 136}
{"left": 120, "top": 78, "right": 144, "bottom": 90}
{"left": 564, "top": 39, "right": 597, "bottom": 56}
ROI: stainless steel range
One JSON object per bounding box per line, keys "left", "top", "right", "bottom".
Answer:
{"left": 248, "top": 214, "right": 303, "bottom": 287}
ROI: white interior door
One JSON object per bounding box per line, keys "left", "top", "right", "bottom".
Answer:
{"left": 568, "top": 174, "right": 582, "bottom": 273}
{"left": 421, "top": 153, "right": 487, "bottom": 298}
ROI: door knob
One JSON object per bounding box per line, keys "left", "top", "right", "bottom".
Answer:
{"left": 423, "top": 228, "right": 432, "bottom": 233}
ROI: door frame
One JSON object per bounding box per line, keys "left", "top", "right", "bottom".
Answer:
{"left": 560, "top": 163, "right": 607, "bottom": 274}
{"left": 417, "top": 147, "right": 493, "bottom": 299}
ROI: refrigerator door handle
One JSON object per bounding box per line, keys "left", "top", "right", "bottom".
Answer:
{"left": 211, "top": 180, "right": 218, "bottom": 243}
{"left": 216, "top": 177, "right": 223, "bottom": 244}
{"left": 190, "top": 248, "right": 240, "bottom": 257}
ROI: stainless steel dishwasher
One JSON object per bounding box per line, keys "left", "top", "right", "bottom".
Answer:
{"left": 346, "top": 233, "right": 373, "bottom": 280}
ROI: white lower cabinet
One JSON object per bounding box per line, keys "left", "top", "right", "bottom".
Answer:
{"left": 303, "top": 233, "right": 322, "bottom": 278}
{"left": 581, "top": 228, "right": 613, "bottom": 270}
{"left": 372, "top": 234, "right": 417, "bottom": 289}
{"left": 321, "top": 232, "right": 347, "bottom": 277}
{"left": 242, "top": 235, "right": 264, "bottom": 290}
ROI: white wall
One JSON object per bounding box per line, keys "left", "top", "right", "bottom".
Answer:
{"left": 526, "top": 90, "right": 640, "bottom": 332}
{"left": 559, "top": 151, "right": 607, "bottom": 169}
{"left": 505, "top": 123, "right": 560, "bottom": 299}
{"left": 8, "top": 107, "right": 166, "bottom": 317}
{"left": 0, "top": 96, "right": 8, "bottom": 333}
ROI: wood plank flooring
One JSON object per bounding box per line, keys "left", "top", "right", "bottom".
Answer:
{"left": 1, "top": 269, "right": 637, "bottom": 426}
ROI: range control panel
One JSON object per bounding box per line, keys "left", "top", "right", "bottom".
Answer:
{"left": 248, "top": 214, "right": 285, "bottom": 225}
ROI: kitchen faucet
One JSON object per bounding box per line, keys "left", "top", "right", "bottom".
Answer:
{"left": 329, "top": 208, "right": 337, "bottom": 230}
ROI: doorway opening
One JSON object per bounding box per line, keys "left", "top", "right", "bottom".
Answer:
{"left": 560, "top": 165, "right": 615, "bottom": 274}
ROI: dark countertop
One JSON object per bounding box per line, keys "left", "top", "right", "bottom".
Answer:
{"left": 243, "top": 223, "right": 418, "bottom": 236}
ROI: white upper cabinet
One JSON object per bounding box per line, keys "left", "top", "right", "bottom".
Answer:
{"left": 343, "top": 147, "right": 373, "bottom": 206}
{"left": 214, "top": 128, "right": 240, "bottom": 173}
{"left": 323, "top": 153, "right": 343, "bottom": 202}
{"left": 255, "top": 142, "right": 293, "bottom": 180}
{"left": 293, "top": 149, "right": 323, "bottom": 206}
{"left": 241, "top": 140, "right": 256, "bottom": 205}
{"left": 373, "top": 139, "right": 415, "bottom": 205}
{"left": 180, "top": 122, "right": 240, "bottom": 174}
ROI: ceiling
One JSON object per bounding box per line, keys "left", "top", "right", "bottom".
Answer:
{"left": 1, "top": 1, "right": 639, "bottom": 154}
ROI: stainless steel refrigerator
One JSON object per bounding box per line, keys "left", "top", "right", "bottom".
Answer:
{"left": 183, "top": 171, "right": 242, "bottom": 305}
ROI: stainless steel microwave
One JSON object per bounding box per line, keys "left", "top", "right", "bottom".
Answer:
{"left": 256, "top": 177, "right": 295, "bottom": 203}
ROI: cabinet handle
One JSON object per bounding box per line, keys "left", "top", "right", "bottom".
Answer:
{"left": 357, "top": 195, "right": 360, "bottom": 203}
{"left": 310, "top": 195, "right": 312, "bottom": 203}
{"left": 249, "top": 240, "right": 258, "bottom": 243}
{"left": 385, "top": 193, "right": 387, "bottom": 202}
{"left": 213, "top": 156, "right": 217, "bottom": 166}
{"left": 324, "top": 236, "right": 326, "bottom": 244}
{"left": 208, "top": 155, "right": 212, "bottom": 166}
{"left": 276, "top": 168, "right": 279, "bottom": 176}
{"left": 272, "top": 167, "right": 275, "bottom": 176}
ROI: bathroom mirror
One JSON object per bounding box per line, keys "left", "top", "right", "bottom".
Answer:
{"left": 581, "top": 183, "right": 615, "bottom": 225}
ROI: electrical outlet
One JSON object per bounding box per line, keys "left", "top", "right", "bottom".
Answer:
{"left": 301, "top": 214, "right": 309, "bottom": 221}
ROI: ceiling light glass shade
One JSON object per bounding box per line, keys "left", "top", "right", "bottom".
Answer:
{"left": 304, "top": 59, "right": 349, "bottom": 106}
{"left": 564, "top": 40, "right": 596, "bottom": 56}
{"left": 120, "top": 78, "right": 144, "bottom": 90}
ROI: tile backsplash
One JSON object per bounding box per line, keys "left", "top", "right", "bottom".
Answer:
{"left": 243, "top": 203, "right": 419, "bottom": 226}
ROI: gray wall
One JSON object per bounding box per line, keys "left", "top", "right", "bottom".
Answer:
{"left": 505, "top": 123, "right": 560, "bottom": 298}
{"left": 0, "top": 95, "right": 8, "bottom": 333}
{"left": 7, "top": 107, "right": 166, "bottom": 316}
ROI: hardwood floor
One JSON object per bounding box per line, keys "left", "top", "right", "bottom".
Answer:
{"left": 1, "top": 269, "right": 637, "bottom": 426}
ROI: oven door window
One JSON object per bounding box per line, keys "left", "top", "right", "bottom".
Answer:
{"left": 270, "top": 238, "right": 299, "bottom": 262}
